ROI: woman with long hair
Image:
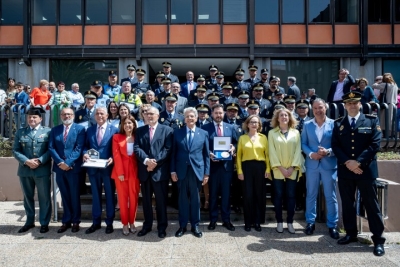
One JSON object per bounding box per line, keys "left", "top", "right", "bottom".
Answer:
{"left": 356, "top": 78, "right": 378, "bottom": 105}
{"left": 107, "top": 101, "right": 119, "bottom": 128}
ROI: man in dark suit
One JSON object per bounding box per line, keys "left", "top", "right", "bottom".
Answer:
{"left": 202, "top": 104, "right": 237, "bottom": 231}
{"left": 12, "top": 108, "right": 52, "bottom": 234}
{"left": 162, "top": 61, "right": 179, "bottom": 83}
{"left": 83, "top": 107, "right": 119, "bottom": 234}
{"left": 244, "top": 65, "right": 261, "bottom": 86}
{"left": 171, "top": 107, "right": 210, "bottom": 238}
{"left": 331, "top": 91, "right": 385, "bottom": 257}
{"left": 74, "top": 91, "right": 97, "bottom": 129}
{"left": 134, "top": 106, "right": 174, "bottom": 238}
{"left": 120, "top": 64, "right": 138, "bottom": 86}
{"left": 49, "top": 107, "right": 86, "bottom": 233}
{"left": 327, "top": 68, "right": 355, "bottom": 118}
{"left": 287, "top": 76, "right": 301, "bottom": 101}
{"left": 180, "top": 71, "right": 197, "bottom": 98}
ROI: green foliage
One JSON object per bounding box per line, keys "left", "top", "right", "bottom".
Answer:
{"left": 0, "top": 137, "right": 13, "bottom": 157}
{"left": 377, "top": 151, "right": 400, "bottom": 160}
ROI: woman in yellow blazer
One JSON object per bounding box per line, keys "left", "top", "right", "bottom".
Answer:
{"left": 236, "top": 115, "right": 270, "bottom": 232}
{"left": 112, "top": 115, "right": 140, "bottom": 235}
{"left": 268, "top": 108, "right": 303, "bottom": 234}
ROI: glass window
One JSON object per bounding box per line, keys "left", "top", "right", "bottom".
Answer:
{"left": 309, "top": 0, "right": 330, "bottom": 23}
{"left": 335, "top": 0, "right": 358, "bottom": 23}
{"left": 368, "top": 0, "right": 390, "bottom": 23}
{"left": 171, "top": 0, "right": 192, "bottom": 24}
{"left": 0, "top": 60, "right": 8, "bottom": 89}
{"left": 396, "top": 0, "right": 400, "bottom": 22}
{"left": 51, "top": 60, "right": 118, "bottom": 93}
{"left": 383, "top": 60, "right": 400, "bottom": 86}
{"left": 33, "top": 0, "right": 56, "bottom": 24}
{"left": 86, "top": 0, "right": 108, "bottom": 24}
{"left": 1, "top": 0, "right": 23, "bottom": 25}
{"left": 198, "top": 0, "right": 219, "bottom": 23}
{"left": 112, "top": 0, "right": 135, "bottom": 23}
{"left": 255, "top": 0, "right": 278, "bottom": 23}
{"left": 223, "top": 0, "right": 247, "bottom": 23}
{"left": 271, "top": 59, "right": 339, "bottom": 101}
{"left": 60, "top": 0, "right": 82, "bottom": 25}
{"left": 282, "top": 0, "right": 304, "bottom": 23}
{"left": 144, "top": 0, "right": 167, "bottom": 23}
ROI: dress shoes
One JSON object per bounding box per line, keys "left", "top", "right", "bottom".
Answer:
{"left": 304, "top": 223, "right": 315, "bottom": 235}
{"left": 85, "top": 224, "right": 101, "bottom": 234}
{"left": 122, "top": 225, "right": 130, "bottom": 236}
{"left": 276, "top": 223, "right": 283, "bottom": 233}
{"left": 329, "top": 227, "right": 340, "bottom": 239}
{"left": 287, "top": 223, "right": 295, "bottom": 234}
{"left": 57, "top": 223, "right": 71, "bottom": 233}
{"left": 40, "top": 225, "right": 49, "bottom": 233}
{"left": 71, "top": 223, "right": 80, "bottom": 233}
{"left": 208, "top": 221, "right": 217, "bottom": 230}
{"left": 175, "top": 227, "right": 187, "bottom": 237}
{"left": 158, "top": 231, "right": 167, "bottom": 238}
{"left": 105, "top": 225, "right": 114, "bottom": 234}
{"left": 222, "top": 222, "right": 235, "bottom": 231}
{"left": 191, "top": 227, "right": 203, "bottom": 238}
{"left": 373, "top": 244, "right": 385, "bottom": 256}
{"left": 253, "top": 224, "right": 262, "bottom": 232}
{"left": 295, "top": 205, "right": 303, "bottom": 211}
{"left": 18, "top": 224, "right": 35, "bottom": 233}
{"left": 337, "top": 235, "right": 358, "bottom": 245}
{"left": 130, "top": 226, "right": 137, "bottom": 234}
{"left": 244, "top": 225, "right": 251, "bottom": 232}
{"left": 137, "top": 228, "right": 152, "bottom": 237}
{"left": 233, "top": 206, "right": 241, "bottom": 213}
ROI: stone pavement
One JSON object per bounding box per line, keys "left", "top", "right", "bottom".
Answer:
{"left": 1, "top": 201, "right": 399, "bottom": 267}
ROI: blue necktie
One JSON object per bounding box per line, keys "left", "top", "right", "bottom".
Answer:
{"left": 168, "top": 113, "right": 172, "bottom": 119}
{"left": 188, "top": 130, "right": 193, "bottom": 147}
{"left": 351, "top": 118, "right": 356, "bottom": 129}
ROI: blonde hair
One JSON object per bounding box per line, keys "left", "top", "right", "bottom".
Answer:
{"left": 271, "top": 108, "right": 298, "bottom": 129}
{"left": 242, "top": 115, "right": 262, "bottom": 133}
{"left": 138, "top": 104, "right": 152, "bottom": 120}
{"left": 39, "top": 79, "right": 49, "bottom": 88}
{"left": 383, "top": 73, "right": 396, "bottom": 84}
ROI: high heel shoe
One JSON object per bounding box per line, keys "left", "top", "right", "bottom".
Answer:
{"left": 122, "top": 225, "right": 129, "bottom": 236}
{"left": 130, "top": 225, "right": 137, "bottom": 234}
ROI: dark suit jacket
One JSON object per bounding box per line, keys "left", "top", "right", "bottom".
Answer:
{"left": 49, "top": 123, "right": 86, "bottom": 174}
{"left": 165, "top": 73, "right": 179, "bottom": 83}
{"left": 327, "top": 74, "right": 355, "bottom": 103}
{"left": 171, "top": 127, "right": 210, "bottom": 181}
{"left": 83, "top": 123, "right": 119, "bottom": 176}
{"left": 287, "top": 84, "right": 301, "bottom": 101}
{"left": 134, "top": 124, "right": 174, "bottom": 182}
{"left": 180, "top": 81, "right": 198, "bottom": 98}
{"left": 74, "top": 108, "right": 96, "bottom": 128}
{"left": 202, "top": 122, "right": 238, "bottom": 171}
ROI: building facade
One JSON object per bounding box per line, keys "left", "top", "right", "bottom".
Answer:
{"left": 0, "top": 0, "right": 399, "bottom": 99}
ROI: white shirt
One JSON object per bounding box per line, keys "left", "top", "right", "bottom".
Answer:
{"left": 143, "top": 123, "right": 159, "bottom": 165}
{"left": 333, "top": 81, "right": 345, "bottom": 101}
{"left": 311, "top": 118, "right": 327, "bottom": 143}
{"left": 347, "top": 112, "right": 361, "bottom": 125}
{"left": 214, "top": 121, "right": 224, "bottom": 136}
{"left": 127, "top": 143, "right": 134, "bottom": 156}
{"left": 97, "top": 122, "right": 108, "bottom": 137}
{"left": 186, "top": 126, "right": 196, "bottom": 142}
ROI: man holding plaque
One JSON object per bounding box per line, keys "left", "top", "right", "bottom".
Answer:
{"left": 83, "top": 107, "right": 119, "bottom": 234}
{"left": 202, "top": 104, "right": 238, "bottom": 231}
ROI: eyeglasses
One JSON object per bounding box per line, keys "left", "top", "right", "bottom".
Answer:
{"left": 249, "top": 121, "right": 259, "bottom": 124}
{"left": 375, "top": 79, "right": 382, "bottom": 81}
{"left": 61, "top": 113, "right": 73, "bottom": 116}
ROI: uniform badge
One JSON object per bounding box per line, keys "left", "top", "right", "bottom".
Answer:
{"left": 161, "top": 118, "right": 164, "bottom": 122}
{"left": 377, "top": 125, "right": 381, "bottom": 132}
{"left": 340, "top": 125, "right": 344, "bottom": 131}
{"left": 205, "top": 114, "right": 209, "bottom": 119}
{"left": 194, "top": 93, "right": 197, "bottom": 96}
{"left": 207, "top": 82, "right": 210, "bottom": 84}
{"left": 79, "top": 115, "right": 82, "bottom": 120}
{"left": 236, "top": 116, "right": 240, "bottom": 119}
{"left": 161, "top": 97, "right": 164, "bottom": 101}
{"left": 238, "top": 129, "right": 241, "bottom": 132}
{"left": 268, "top": 96, "right": 271, "bottom": 99}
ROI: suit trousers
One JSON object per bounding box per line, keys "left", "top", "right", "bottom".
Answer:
{"left": 88, "top": 172, "right": 116, "bottom": 225}
{"left": 209, "top": 165, "right": 232, "bottom": 223}
{"left": 114, "top": 176, "right": 140, "bottom": 226}
{"left": 231, "top": 169, "right": 243, "bottom": 208}
{"left": 56, "top": 171, "right": 81, "bottom": 224}
{"left": 338, "top": 178, "right": 385, "bottom": 245}
{"left": 19, "top": 175, "right": 52, "bottom": 226}
{"left": 140, "top": 178, "right": 169, "bottom": 232}
{"left": 242, "top": 160, "right": 267, "bottom": 226}
{"left": 177, "top": 165, "right": 202, "bottom": 228}
{"left": 305, "top": 168, "right": 338, "bottom": 228}
{"left": 274, "top": 178, "right": 297, "bottom": 224}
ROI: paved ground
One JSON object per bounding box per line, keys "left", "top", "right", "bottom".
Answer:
{"left": 1, "top": 201, "right": 400, "bottom": 267}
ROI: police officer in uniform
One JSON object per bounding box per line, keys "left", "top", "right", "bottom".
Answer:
{"left": 237, "top": 91, "right": 250, "bottom": 120}
{"left": 75, "top": 91, "right": 98, "bottom": 128}
{"left": 151, "top": 71, "right": 165, "bottom": 96}
{"left": 206, "top": 92, "right": 220, "bottom": 116}
{"left": 259, "top": 68, "right": 271, "bottom": 93}
{"left": 188, "top": 85, "right": 208, "bottom": 107}
{"left": 103, "top": 71, "right": 122, "bottom": 98}
{"left": 246, "top": 100, "right": 268, "bottom": 135}
{"left": 251, "top": 83, "right": 272, "bottom": 118}
{"left": 219, "top": 82, "right": 238, "bottom": 105}
{"left": 131, "top": 68, "right": 151, "bottom": 102}
{"left": 264, "top": 76, "right": 285, "bottom": 101}
{"left": 195, "top": 103, "right": 212, "bottom": 128}
{"left": 158, "top": 93, "right": 185, "bottom": 130}
{"left": 120, "top": 64, "right": 138, "bottom": 85}
{"left": 162, "top": 62, "right": 179, "bottom": 83}
{"left": 233, "top": 68, "right": 251, "bottom": 96}
{"left": 244, "top": 65, "right": 261, "bottom": 86}
{"left": 284, "top": 95, "right": 298, "bottom": 119}
{"left": 12, "top": 107, "right": 52, "bottom": 234}
{"left": 224, "top": 102, "right": 243, "bottom": 128}
{"left": 331, "top": 91, "right": 385, "bottom": 257}
{"left": 210, "top": 71, "right": 225, "bottom": 95}
{"left": 205, "top": 64, "right": 218, "bottom": 87}
{"left": 156, "top": 77, "right": 173, "bottom": 106}
{"left": 188, "top": 75, "right": 214, "bottom": 102}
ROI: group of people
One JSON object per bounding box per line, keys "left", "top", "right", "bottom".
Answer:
{"left": 10, "top": 63, "right": 396, "bottom": 258}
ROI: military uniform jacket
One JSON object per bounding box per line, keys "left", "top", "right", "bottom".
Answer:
{"left": 159, "top": 111, "right": 185, "bottom": 130}
{"left": 197, "top": 117, "right": 212, "bottom": 128}
{"left": 131, "top": 81, "right": 151, "bottom": 95}
{"left": 165, "top": 73, "right": 179, "bottom": 83}
{"left": 244, "top": 77, "right": 261, "bottom": 87}
{"left": 74, "top": 108, "right": 97, "bottom": 128}
{"left": 232, "top": 81, "right": 251, "bottom": 96}
{"left": 264, "top": 88, "right": 285, "bottom": 102}
{"left": 219, "top": 96, "right": 238, "bottom": 105}
{"left": 331, "top": 114, "right": 381, "bottom": 180}
{"left": 12, "top": 126, "right": 52, "bottom": 177}
{"left": 296, "top": 116, "right": 312, "bottom": 134}
{"left": 188, "top": 98, "right": 207, "bottom": 108}
{"left": 188, "top": 89, "right": 213, "bottom": 102}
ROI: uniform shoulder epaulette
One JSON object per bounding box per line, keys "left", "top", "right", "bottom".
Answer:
{"left": 334, "top": 116, "right": 343, "bottom": 122}
{"left": 365, "top": 114, "right": 377, "bottom": 118}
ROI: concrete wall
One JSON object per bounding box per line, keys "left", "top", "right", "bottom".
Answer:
{"left": 8, "top": 59, "right": 50, "bottom": 89}
{"left": 343, "top": 58, "right": 383, "bottom": 83}
{"left": 118, "top": 58, "right": 149, "bottom": 83}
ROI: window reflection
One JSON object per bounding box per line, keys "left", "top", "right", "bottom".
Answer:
{"left": 223, "top": 0, "right": 247, "bottom": 23}
{"left": 144, "top": 0, "right": 167, "bottom": 23}
{"left": 368, "top": 0, "right": 390, "bottom": 23}
{"left": 309, "top": 0, "right": 330, "bottom": 23}
{"left": 60, "top": 0, "right": 82, "bottom": 25}
{"left": 86, "top": 0, "right": 108, "bottom": 24}
{"left": 112, "top": 0, "right": 135, "bottom": 23}
{"left": 396, "top": 0, "right": 400, "bottom": 21}
{"left": 198, "top": 0, "right": 219, "bottom": 23}
{"left": 171, "top": 0, "right": 192, "bottom": 23}
{"left": 335, "top": 0, "right": 358, "bottom": 23}
{"left": 33, "top": 0, "right": 56, "bottom": 24}
{"left": 282, "top": 0, "right": 304, "bottom": 23}
{"left": 255, "top": 0, "right": 278, "bottom": 23}
{"left": 1, "top": 0, "right": 23, "bottom": 25}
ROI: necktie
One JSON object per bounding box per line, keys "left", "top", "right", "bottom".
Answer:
{"left": 31, "top": 128, "right": 37, "bottom": 137}
{"left": 217, "top": 124, "right": 222, "bottom": 136}
{"left": 188, "top": 82, "right": 193, "bottom": 93}
{"left": 149, "top": 127, "right": 154, "bottom": 142}
{"left": 97, "top": 126, "right": 104, "bottom": 145}
{"left": 88, "top": 110, "right": 91, "bottom": 118}
{"left": 63, "top": 125, "right": 69, "bottom": 142}
{"left": 351, "top": 118, "right": 356, "bottom": 129}
{"left": 168, "top": 113, "right": 172, "bottom": 119}
{"left": 230, "top": 120, "right": 234, "bottom": 125}
{"left": 188, "top": 130, "right": 193, "bottom": 147}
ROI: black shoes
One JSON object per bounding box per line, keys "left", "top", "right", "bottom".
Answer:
{"left": 253, "top": 224, "right": 262, "bottom": 232}
{"left": 329, "top": 227, "right": 340, "bottom": 239}
{"left": 244, "top": 225, "right": 251, "bottom": 232}
{"left": 232, "top": 206, "right": 241, "bottom": 213}
{"left": 175, "top": 227, "right": 187, "bottom": 237}
{"left": 105, "top": 225, "right": 114, "bottom": 234}
{"left": 191, "top": 227, "right": 203, "bottom": 238}
{"left": 295, "top": 205, "right": 303, "bottom": 211}
{"left": 373, "top": 244, "right": 385, "bottom": 256}
{"left": 71, "top": 223, "right": 80, "bottom": 233}
{"left": 137, "top": 228, "right": 152, "bottom": 237}
{"left": 222, "top": 222, "right": 235, "bottom": 231}
{"left": 337, "top": 235, "right": 358, "bottom": 245}
{"left": 18, "top": 224, "right": 35, "bottom": 233}
{"left": 57, "top": 223, "right": 71, "bottom": 233}
{"left": 40, "top": 225, "right": 49, "bottom": 233}
{"left": 304, "top": 223, "right": 315, "bottom": 235}
{"left": 158, "top": 231, "right": 166, "bottom": 238}
{"left": 85, "top": 224, "right": 101, "bottom": 234}
{"left": 208, "top": 222, "right": 216, "bottom": 230}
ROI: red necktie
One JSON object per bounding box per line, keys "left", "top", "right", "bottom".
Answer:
{"left": 63, "top": 125, "right": 69, "bottom": 142}
{"left": 217, "top": 124, "right": 222, "bottom": 136}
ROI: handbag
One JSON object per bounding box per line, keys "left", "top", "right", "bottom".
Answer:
{"left": 378, "top": 83, "right": 388, "bottom": 105}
